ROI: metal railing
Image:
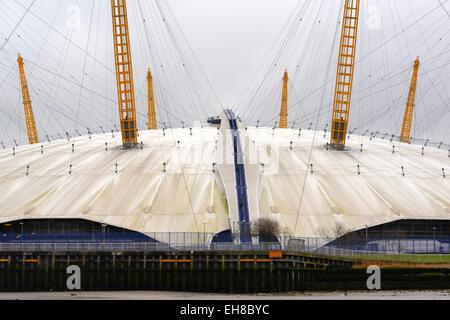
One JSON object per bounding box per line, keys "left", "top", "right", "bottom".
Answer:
{"left": 0, "top": 242, "right": 284, "bottom": 253}
{"left": 1, "top": 236, "right": 450, "bottom": 256}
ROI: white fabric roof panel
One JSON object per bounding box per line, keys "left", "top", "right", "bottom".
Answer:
{"left": 0, "top": 128, "right": 230, "bottom": 241}
{"left": 246, "top": 127, "right": 450, "bottom": 238}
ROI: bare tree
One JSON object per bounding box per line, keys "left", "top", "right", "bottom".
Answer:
{"left": 317, "top": 227, "right": 332, "bottom": 242}
{"left": 252, "top": 218, "right": 281, "bottom": 243}
{"left": 317, "top": 222, "right": 349, "bottom": 240}
{"left": 332, "top": 222, "right": 349, "bottom": 238}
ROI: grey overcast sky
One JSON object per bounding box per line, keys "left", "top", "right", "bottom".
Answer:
{"left": 0, "top": 0, "right": 449, "bottom": 146}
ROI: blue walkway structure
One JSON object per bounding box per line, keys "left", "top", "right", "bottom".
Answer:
{"left": 224, "top": 109, "right": 252, "bottom": 243}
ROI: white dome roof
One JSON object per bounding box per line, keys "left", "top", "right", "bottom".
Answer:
{"left": 0, "top": 124, "right": 448, "bottom": 241}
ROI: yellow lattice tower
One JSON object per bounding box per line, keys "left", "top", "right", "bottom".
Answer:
{"left": 400, "top": 57, "right": 420, "bottom": 143}
{"left": 17, "top": 54, "right": 39, "bottom": 144}
{"left": 279, "top": 69, "right": 289, "bottom": 129}
{"left": 147, "top": 69, "right": 157, "bottom": 130}
{"left": 330, "top": 0, "right": 360, "bottom": 150}
{"left": 111, "top": 0, "right": 138, "bottom": 147}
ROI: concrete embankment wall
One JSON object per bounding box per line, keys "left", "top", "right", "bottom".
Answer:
{"left": 1, "top": 251, "right": 449, "bottom": 292}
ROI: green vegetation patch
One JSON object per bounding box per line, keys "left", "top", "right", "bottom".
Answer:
{"left": 349, "top": 254, "right": 450, "bottom": 264}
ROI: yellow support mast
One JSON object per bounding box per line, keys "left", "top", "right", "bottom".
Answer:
{"left": 279, "top": 69, "right": 289, "bottom": 129}
{"left": 17, "top": 54, "right": 39, "bottom": 144}
{"left": 147, "top": 69, "right": 157, "bottom": 130}
{"left": 330, "top": 0, "right": 360, "bottom": 150}
{"left": 111, "top": 0, "right": 138, "bottom": 147}
{"left": 400, "top": 57, "right": 420, "bottom": 143}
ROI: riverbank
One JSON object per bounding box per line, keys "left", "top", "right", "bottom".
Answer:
{"left": 1, "top": 290, "right": 450, "bottom": 300}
